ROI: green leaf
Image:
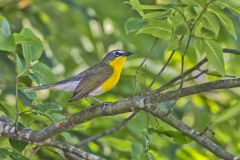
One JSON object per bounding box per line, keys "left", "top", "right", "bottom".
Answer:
{"left": 19, "top": 87, "right": 36, "bottom": 100}
{"left": 131, "top": 142, "right": 144, "bottom": 160}
{"left": 140, "top": 4, "right": 168, "bottom": 10}
{"left": 167, "top": 36, "right": 179, "bottom": 50}
{"left": 126, "top": 0, "right": 144, "bottom": 16}
{"left": 209, "top": 6, "right": 236, "bottom": 39}
{"left": 13, "top": 28, "right": 43, "bottom": 64}
{"left": 0, "top": 148, "right": 28, "bottom": 160}
{"left": 202, "top": 39, "right": 225, "bottom": 75}
{"left": 16, "top": 55, "right": 27, "bottom": 77}
{"left": 38, "top": 102, "right": 63, "bottom": 113}
{"left": 48, "top": 113, "right": 65, "bottom": 121}
{"left": 143, "top": 11, "right": 170, "bottom": 19}
{"left": 124, "top": 17, "right": 147, "bottom": 34}
{"left": 0, "top": 102, "right": 16, "bottom": 119}
{"left": 137, "top": 19, "right": 172, "bottom": 38}
{"left": 181, "top": 0, "right": 207, "bottom": 7}
{"left": 167, "top": 12, "right": 188, "bottom": 35}
{"left": 9, "top": 139, "right": 28, "bottom": 153}
{"left": 0, "top": 16, "right": 16, "bottom": 52}
{"left": 217, "top": 0, "right": 240, "bottom": 16}
{"left": 29, "top": 63, "right": 56, "bottom": 84}
{"left": 195, "top": 11, "right": 220, "bottom": 39}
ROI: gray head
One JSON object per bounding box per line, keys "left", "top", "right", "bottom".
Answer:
{"left": 102, "top": 50, "right": 132, "bottom": 64}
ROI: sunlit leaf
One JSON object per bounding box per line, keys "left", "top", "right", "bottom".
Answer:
{"left": 16, "top": 55, "right": 26, "bottom": 77}
{"left": 126, "top": 0, "right": 144, "bottom": 16}
{"left": 203, "top": 39, "right": 225, "bottom": 75}
{"left": 195, "top": 11, "right": 220, "bottom": 39}
{"left": 167, "top": 12, "right": 188, "bottom": 35}
{"left": 209, "top": 6, "right": 236, "bottom": 39}
{"left": 143, "top": 11, "right": 171, "bottom": 19}
{"left": 137, "top": 19, "right": 172, "bottom": 38}
{"left": 217, "top": 0, "right": 240, "bottom": 16}
{"left": 167, "top": 36, "right": 179, "bottom": 50}
{"left": 124, "top": 17, "right": 147, "bottom": 34}
{"left": 13, "top": 28, "right": 43, "bottom": 64}
{"left": 181, "top": 0, "right": 207, "bottom": 7}
{"left": 0, "top": 16, "right": 15, "bottom": 52}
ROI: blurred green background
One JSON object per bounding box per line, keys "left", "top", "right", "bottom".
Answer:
{"left": 0, "top": 0, "right": 240, "bottom": 159}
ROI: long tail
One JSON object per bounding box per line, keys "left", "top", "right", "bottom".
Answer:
{"left": 24, "top": 84, "right": 56, "bottom": 92}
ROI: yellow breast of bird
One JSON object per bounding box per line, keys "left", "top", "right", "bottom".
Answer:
{"left": 100, "top": 56, "right": 127, "bottom": 92}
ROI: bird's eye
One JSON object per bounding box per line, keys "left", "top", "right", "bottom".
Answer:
{"left": 114, "top": 51, "right": 120, "bottom": 56}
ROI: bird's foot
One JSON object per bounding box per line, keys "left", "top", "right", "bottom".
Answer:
{"left": 102, "top": 102, "right": 112, "bottom": 112}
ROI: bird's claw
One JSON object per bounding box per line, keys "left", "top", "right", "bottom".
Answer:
{"left": 102, "top": 102, "right": 112, "bottom": 112}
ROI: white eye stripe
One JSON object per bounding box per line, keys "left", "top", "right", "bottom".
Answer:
{"left": 114, "top": 51, "right": 120, "bottom": 56}
{"left": 113, "top": 50, "right": 124, "bottom": 56}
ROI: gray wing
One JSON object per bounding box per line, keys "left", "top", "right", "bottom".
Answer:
{"left": 69, "top": 64, "right": 113, "bottom": 102}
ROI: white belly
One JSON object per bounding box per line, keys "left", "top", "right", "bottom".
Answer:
{"left": 54, "top": 81, "right": 79, "bottom": 91}
{"left": 89, "top": 87, "right": 105, "bottom": 96}
{"left": 54, "top": 81, "right": 105, "bottom": 96}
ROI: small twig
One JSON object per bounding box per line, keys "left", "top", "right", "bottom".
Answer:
{"left": 76, "top": 112, "right": 136, "bottom": 146}
{"left": 223, "top": 48, "right": 240, "bottom": 55}
{"left": 166, "top": 35, "right": 192, "bottom": 115}
{"left": 45, "top": 140, "right": 102, "bottom": 160}
{"left": 148, "top": 35, "right": 185, "bottom": 90}
{"left": 13, "top": 52, "right": 19, "bottom": 133}
{"left": 169, "top": 69, "right": 208, "bottom": 89}
{"left": 19, "top": 105, "right": 39, "bottom": 115}
{"left": 158, "top": 48, "right": 240, "bottom": 92}
{"left": 148, "top": 50, "right": 175, "bottom": 89}
{"left": 158, "top": 58, "right": 208, "bottom": 92}
{"left": 199, "top": 69, "right": 236, "bottom": 78}
{"left": 184, "top": 69, "right": 208, "bottom": 82}
{"left": 199, "top": 121, "right": 215, "bottom": 136}
{"left": 28, "top": 145, "right": 42, "bottom": 159}
{"left": 133, "top": 38, "right": 158, "bottom": 94}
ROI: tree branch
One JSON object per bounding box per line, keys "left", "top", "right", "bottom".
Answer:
{"left": 77, "top": 112, "right": 136, "bottom": 146}
{"left": 16, "top": 78, "right": 238, "bottom": 160}
{"left": 2, "top": 79, "right": 240, "bottom": 159}
{"left": 0, "top": 116, "right": 102, "bottom": 160}
{"left": 145, "top": 108, "right": 239, "bottom": 160}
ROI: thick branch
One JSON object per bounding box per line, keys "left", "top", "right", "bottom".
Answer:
{"left": 30, "top": 78, "right": 240, "bottom": 140}
{"left": 2, "top": 79, "right": 240, "bottom": 159}
{"left": 146, "top": 108, "right": 239, "bottom": 160}
{"left": 0, "top": 117, "right": 102, "bottom": 160}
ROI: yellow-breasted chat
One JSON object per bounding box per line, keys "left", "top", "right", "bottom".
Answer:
{"left": 25, "top": 50, "right": 132, "bottom": 102}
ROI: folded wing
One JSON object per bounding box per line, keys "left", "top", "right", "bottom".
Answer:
{"left": 69, "top": 64, "right": 113, "bottom": 102}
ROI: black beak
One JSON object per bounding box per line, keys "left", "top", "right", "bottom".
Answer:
{"left": 122, "top": 52, "right": 133, "bottom": 56}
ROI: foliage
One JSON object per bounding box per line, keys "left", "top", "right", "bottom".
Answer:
{"left": 0, "top": 0, "right": 240, "bottom": 159}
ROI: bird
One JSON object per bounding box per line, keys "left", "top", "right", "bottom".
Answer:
{"left": 25, "top": 50, "right": 132, "bottom": 102}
